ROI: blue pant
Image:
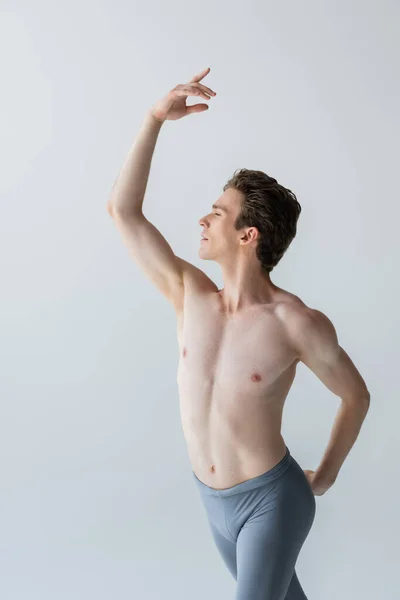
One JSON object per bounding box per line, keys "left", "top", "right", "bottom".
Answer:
{"left": 192, "top": 446, "right": 316, "bottom": 599}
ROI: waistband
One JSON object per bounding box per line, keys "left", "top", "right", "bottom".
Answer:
{"left": 192, "top": 445, "right": 293, "bottom": 497}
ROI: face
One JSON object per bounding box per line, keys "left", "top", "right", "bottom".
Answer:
{"left": 198, "top": 188, "right": 244, "bottom": 260}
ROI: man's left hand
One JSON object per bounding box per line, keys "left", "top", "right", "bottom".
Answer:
{"left": 303, "top": 469, "right": 335, "bottom": 496}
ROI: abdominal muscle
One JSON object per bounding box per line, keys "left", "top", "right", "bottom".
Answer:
{"left": 178, "top": 362, "right": 296, "bottom": 490}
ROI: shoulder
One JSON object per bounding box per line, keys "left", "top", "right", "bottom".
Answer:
{"left": 275, "top": 297, "right": 339, "bottom": 359}
{"left": 176, "top": 256, "right": 218, "bottom": 293}
{"left": 172, "top": 257, "right": 217, "bottom": 314}
{"left": 279, "top": 300, "right": 336, "bottom": 332}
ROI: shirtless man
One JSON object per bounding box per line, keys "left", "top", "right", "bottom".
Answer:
{"left": 107, "top": 67, "right": 370, "bottom": 599}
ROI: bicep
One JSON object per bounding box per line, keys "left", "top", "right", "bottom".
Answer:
{"left": 305, "top": 343, "right": 368, "bottom": 400}
{"left": 110, "top": 210, "right": 184, "bottom": 309}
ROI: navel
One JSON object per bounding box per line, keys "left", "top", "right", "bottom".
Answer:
{"left": 183, "top": 346, "right": 187, "bottom": 358}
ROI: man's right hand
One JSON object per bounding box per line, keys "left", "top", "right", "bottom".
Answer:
{"left": 150, "top": 67, "right": 217, "bottom": 123}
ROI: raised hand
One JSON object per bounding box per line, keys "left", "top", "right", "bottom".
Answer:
{"left": 150, "top": 67, "right": 217, "bottom": 123}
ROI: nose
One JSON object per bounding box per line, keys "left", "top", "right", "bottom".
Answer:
{"left": 199, "top": 215, "right": 209, "bottom": 230}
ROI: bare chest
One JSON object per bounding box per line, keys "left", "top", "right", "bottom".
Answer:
{"left": 175, "top": 290, "right": 301, "bottom": 486}
{"left": 176, "top": 293, "right": 298, "bottom": 405}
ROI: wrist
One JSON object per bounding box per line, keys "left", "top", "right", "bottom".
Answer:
{"left": 146, "top": 110, "right": 165, "bottom": 126}
{"left": 314, "top": 471, "right": 337, "bottom": 488}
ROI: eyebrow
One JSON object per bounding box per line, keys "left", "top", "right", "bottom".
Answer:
{"left": 212, "top": 203, "right": 228, "bottom": 213}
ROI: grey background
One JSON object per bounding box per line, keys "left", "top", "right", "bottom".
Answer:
{"left": 1, "top": 0, "right": 399, "bottom": 598}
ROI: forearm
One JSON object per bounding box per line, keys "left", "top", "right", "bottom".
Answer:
{"left": 314, "top": 395, "right": 370, "bottom": 486}
{"left": 108, "top": 111, "right": 164, "bottom": 215}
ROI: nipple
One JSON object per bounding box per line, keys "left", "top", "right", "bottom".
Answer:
{"left": 251, "top": 372, "right": 262, "bottom": 382}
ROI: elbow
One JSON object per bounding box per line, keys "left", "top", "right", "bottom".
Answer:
{"left": 360, "top": 391, "right": 371, "bottom": 414}
{"left": 343, "top": 390, "right": 370, "bottom": 412}
{"left": 106, "top": 201, "right": 115, "bottom": 217}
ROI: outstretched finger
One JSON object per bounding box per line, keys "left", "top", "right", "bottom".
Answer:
{"left": 189, "top": 67, "right": 210, "bottom": 83}
{"left": 179, "top": 85, "right": 210, "bottom": 100}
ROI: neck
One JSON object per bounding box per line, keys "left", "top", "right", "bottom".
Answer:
{"left": 218, "top": 269, "right": 277, "bottom": 314}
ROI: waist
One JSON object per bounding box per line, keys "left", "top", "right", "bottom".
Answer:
{"left": 192, "top": 444, "right": 293, "bottom": 496}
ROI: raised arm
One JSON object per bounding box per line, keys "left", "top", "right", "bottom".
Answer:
{"left": 107, "top": 68, "right": 216, "bottom": 309}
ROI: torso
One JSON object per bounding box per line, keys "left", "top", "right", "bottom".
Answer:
{"left": 175, "top": 268, "right": 306, "bottom": 490}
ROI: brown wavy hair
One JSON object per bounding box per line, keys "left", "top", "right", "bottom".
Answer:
{"left": 223, "top": 168, "right": 302, "bottom": 274}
